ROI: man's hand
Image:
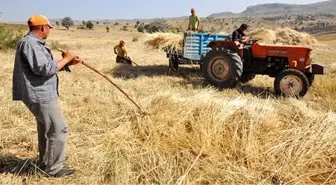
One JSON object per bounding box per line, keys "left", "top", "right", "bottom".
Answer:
{"left": 68, "top": 56, "right": 82, "bottom": 66}
{"left": 62, "top": 51, "right": 76, "bottom": 62}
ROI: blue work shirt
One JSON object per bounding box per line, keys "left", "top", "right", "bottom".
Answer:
{"left": 12, "top": 32, "right": 59, "bottom": 104}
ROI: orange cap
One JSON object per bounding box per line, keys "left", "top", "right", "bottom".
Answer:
{"left": 28, "top": 14, "right": 54, "bottom": 28}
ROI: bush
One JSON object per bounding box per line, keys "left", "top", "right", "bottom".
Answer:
{"left": 0, "top": 26, "right": 24, "bottom": 51}
{"left": 77, "top": 25, "right": 86, "bottom": 30}
{"left": 137, "top": 23, "right": 145, "bottom": 33}
{"left": 49, "top": 41, "right": 69, "bottom": 50}
{"left": 86, "top": 21, "right": 94, "bottom": 30}
{"left": 144, "top": 20, "right": 170, "bottom": 33}
{"left": 121, "top": 25, "right": 128, "bottom": 31}
{"left": 62, "top": 17, "right": 74, "bottom": 30}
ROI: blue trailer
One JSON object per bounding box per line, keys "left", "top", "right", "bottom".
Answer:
{"left": 166, "top": 32, "right": 229, "bottom": 70}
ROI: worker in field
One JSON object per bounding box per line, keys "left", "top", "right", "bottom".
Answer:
{"left": 188, "top": 8, "right": 200, "bottom": 32}
{"left": 114, "top": 40, "right": 132, "bottom": 65}
{"left": 232, "top": 24, "right": 249, "bottom": 46}
{"left": 12, "top": 14, "right": 80, "bottom": 177}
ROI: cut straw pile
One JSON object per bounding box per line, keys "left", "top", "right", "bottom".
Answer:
{"left": 144, "top": 33, "right": 183, "bottom": 52}
{"left": 249, "top": 28, "right": 318, "bottom": 46}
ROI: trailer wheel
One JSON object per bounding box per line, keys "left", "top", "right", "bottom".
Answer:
{"left": 202, "top": 49, "right": 243, "bottom": 88}
{"left": 169, "top": 56, "right": 179, "bottom": 71}
{"left": 274, "top": 69, "right": 309, "bottom": 98}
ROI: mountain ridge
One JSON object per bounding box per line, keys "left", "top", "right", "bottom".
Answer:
{"left": 208, "top": 0, "right": 336, "bottom": 18}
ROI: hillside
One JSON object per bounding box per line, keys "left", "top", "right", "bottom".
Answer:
{"left": 208, "top": 0, "right": 336, "bottom": 18}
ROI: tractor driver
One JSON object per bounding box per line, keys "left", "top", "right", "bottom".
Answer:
{"left": 232, "top": 24, "right": 249, "bottom": 47}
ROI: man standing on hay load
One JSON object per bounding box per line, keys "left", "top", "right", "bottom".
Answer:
{"left": 12, "top": 14, "right": 80, "bottom": 177}
{"left": 114, "top": 40, "right": 132, "bottom": 65}
{"left": 188, "top": 8, "right": 200, "bottom": 32}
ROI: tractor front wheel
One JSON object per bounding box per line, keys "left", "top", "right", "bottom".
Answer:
{"left": 202, "top": 49, "right": 243, "bottom": 88}
{"left": 274, "top": 69, "right": 309, "bottom": 97}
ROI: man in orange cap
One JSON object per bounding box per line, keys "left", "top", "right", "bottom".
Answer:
{"left": 114, "top": 40, "right": 132, "bottom": 65}
{"left": 12, "top": 14, "right": 80, "bottom": 177}
{"left": 188, "top": 8, "right": 200, "bottom": 31}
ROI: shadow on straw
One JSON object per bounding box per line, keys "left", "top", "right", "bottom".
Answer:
{"left": 111, "top": 64, "right": 277, "bottom": 99}
{"left": 236, "top": 84, "right": 276, "bottom": 99}
{"left": 0, "top": 155, "right": 44, "bottom": 176}
{"left": 111, "top": 64, "right": 202, "bottom": 79}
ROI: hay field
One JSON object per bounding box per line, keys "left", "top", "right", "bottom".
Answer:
{"left": 0, "top": 28, "right": 336, "bottom": 184}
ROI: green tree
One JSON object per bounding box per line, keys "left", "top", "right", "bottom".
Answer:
{"left": 137, "top": 23, "right": 145, "bottom": 33}
{"left": 61, "top": 17, "right": 74, "bottom": 30}
{"left": 86, "top": 21, "right": 94, "bottom": 30}
{"left": 144, "top": 21, "right": 170, "bottom": 33}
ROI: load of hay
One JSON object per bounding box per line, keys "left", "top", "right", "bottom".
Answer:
{"left": 249, "top": 28, "right": 318, "bottom": 46}
{"left": 144, "top": 33, "right": 183, "bottom": 52}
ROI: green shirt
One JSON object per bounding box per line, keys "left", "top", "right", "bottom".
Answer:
{"left": 189, "top": 15, "right": 199, "bottom": 30}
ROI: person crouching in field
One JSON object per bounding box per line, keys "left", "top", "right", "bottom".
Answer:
{"left": 114, "top": 40, "right": 132, "bottom": 65}
{"left": 12, "top": 14, "right": 80, "bottom": 177}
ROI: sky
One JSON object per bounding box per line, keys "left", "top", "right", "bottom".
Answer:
{"left": 0, "top": 0, "right": 328, "bottom": 22}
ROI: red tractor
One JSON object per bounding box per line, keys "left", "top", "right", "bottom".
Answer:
{"left": 202, "top": 40, "right": 324, "bottom": 97}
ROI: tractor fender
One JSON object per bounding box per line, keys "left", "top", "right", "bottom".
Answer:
{"left": 208, "top": 41, "right": 243, "bottom": 58}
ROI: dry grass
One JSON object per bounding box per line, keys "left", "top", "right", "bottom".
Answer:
{"left": 0, "top": 27, "right": 336, "bottom": 184}
{"left": 249, "top": 28, "right": 318, "bottom": 46}
{"left": 144, "top": 33, "right": 183, "bottom": 52}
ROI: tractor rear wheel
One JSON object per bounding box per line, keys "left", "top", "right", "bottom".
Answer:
{"left": 169, "top": 56, "right": 179, "bottom": 71}
{"left": 202, "top": 49, "right": 243, "bottom": 88}
{"left": 240, "top": 72, "right": 256, "bottom": 83}
{"left": 274, "top": 69, "right": 309, "bottom": 97}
